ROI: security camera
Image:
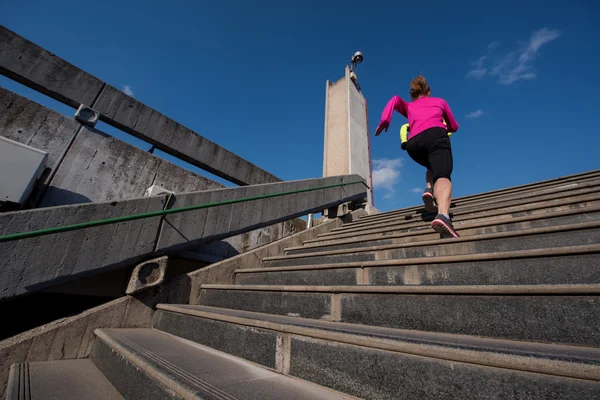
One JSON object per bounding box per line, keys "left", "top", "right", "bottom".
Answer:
{"left": 352, "top": 51, "right": 363, "bottom": 64}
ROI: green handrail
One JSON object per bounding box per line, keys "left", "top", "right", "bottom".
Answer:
{"left": 0, "top": 180, "right": 367, "bottom": 243}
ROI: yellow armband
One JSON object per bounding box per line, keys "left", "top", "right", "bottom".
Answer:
{"left": 400, "top": 122, "right": 453, "bottom": 145}
{"left": 443, "top": 120, "right": 454, "bottom": 137}
{"left": 400, "top": 123, "right": 409, "bottom": 144}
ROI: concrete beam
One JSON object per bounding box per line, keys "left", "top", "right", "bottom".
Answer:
{"left": 0, "top": 26, "right": 279, "bottom": 186}
{"left": 0, "top": 175, "right": 366, "bottom": 302}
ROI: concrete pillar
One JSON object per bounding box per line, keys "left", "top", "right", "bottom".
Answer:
{"left": 323, "top": 66, "right": 374, "bottom": 206}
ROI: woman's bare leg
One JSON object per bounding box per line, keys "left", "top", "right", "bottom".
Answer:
{"left": 434, "top": 178, "right": 452, "bottom": 217}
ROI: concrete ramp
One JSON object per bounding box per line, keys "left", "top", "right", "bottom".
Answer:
{"left": 0, "top": 175, "right": 367, "bottom": 301}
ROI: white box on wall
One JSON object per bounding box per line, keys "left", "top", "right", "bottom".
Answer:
{"left": 144, "top": 185, "right": 175, "bottom": 197}
{"left": 0, "top": 136, "right": 48, "bottom": 206}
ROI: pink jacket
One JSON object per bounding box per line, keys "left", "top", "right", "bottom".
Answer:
{"left": 378, "top": 96, "right": 459, "bottom": 139}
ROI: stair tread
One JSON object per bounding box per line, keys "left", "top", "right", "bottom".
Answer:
{"left": 356, "top": 171, "right": 600, "bottom": 219}
{"left": 356, "top": 183, "right": 600, "bottom": 225}
{"left": 292, "top": 206, "right": 600, "bottom": 251}
{"left": 237, "top": 244, "right": 600, "bottom": 274}
{"left": 357, "top": 178, "right": 600, "bottom": 222}
{"left": 265, "top": 221, "right": 600, "bottom": 261}
{"left": 324, "top": 202, "right": 599, "bottom": 241}
{"left": 95, "top": 328, "right": 356, "bottom": 400}
{"left": 201, "top": 283, "right": 600, "bottom": 294}
{"left": 157, "top": 304, "right": 600, "bottom": 380}
{"left": 328, "top": 197, "right": 600, "bottom": 236}
{"left": 7, "top": 359, "right": 123, "bottom": 400}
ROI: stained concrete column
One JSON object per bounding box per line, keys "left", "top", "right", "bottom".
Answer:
{"left": 323, "top": 66, "right": 374, "bottom": 207}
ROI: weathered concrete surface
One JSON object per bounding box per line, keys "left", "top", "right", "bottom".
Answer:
{"left": 0, "top": 86, "right": 79, "bottom": 203}
{"left": 323, "top": 67, "right": 372, "bottom": 205}
{"left": 0, "top": 177, "right": 365, "bottom": 301}
{"left": 0, "top": 210, "right": 365, "bottom": 397}
{"left": 348, "top": 70, "right": 372, "bottom": 204}
{"left": 196, "top": 286, "right": 600, "bottom": 346}
{"left": 126, "top": 256, "right": 169, "bottom": 295}
{"left": 0, "top": 196, "right": 168, "bottom": 300}
{"left": 0, "top": 87, "right": 224, "bottom": 206}
{"left": 7, "top": 360, "right": 124, "bottom": 400}
{"left": 200, "top": 289, "right": 332, "bottom": 320}
{"left": 290, "top": 336, "right": 600, "bottom": 400}
{"left": 154, "top": 311, "right": 279, "bottom": 369}
{"left": 156, "top": 175, "right": 367, "bottom": 253}
{"left": 156, "top": 304, "right": 600, "bottom": 383}
{"left": 291, "top": 208, "right": 600, "bottom": 254}
{"left": 195, "top": 217, "right": 305, "bottom": 260}
{"left": 236, "top": 252, "right": 600, "bottom": 287}
{"left": 38, "top": 124, "right": 223, "bottom": 207}
{"left": 263, "top": 224, "right": 600, "bottom": 268}
{"left": 0, "top": 87, "right": 302, "bottom": 265}
{"left": 323, "top": 75, "right": 348, "bottom": 177}
{"left": 0, "top": 27, "right": 103, "bottom": 108}
{"left": 91, "top": 328, "right": 353, "bottom": 400}
{"left": 0, "top": 26, "right": 279, "bottom": 186}
{"left": 339, "top": 293, "right": 600, "bottom": 346}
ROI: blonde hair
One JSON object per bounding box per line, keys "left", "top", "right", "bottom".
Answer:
{"left": 410, "top": 75, "right": 431, "bottom": 100}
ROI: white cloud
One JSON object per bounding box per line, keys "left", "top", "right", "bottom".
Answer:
{"left": 410, "top": 188, "right": 423, "bottom": 193}
{"left": 466, "top": 109, "right": 484, "bottom": 119}
{"left": 466, "top": 28, "right": 560, "bottom": 85}
{"left": 466, "top": 55, "right": 488, "bottom": 80}
{"left": 487, "top": 40, "right": 501, "bottom": 50}
{"left": 122, "top": 85, "right": 135, "bottom": 97}
{"left": 372, "top": 158, "right": 402, "bottom": 200}
{"left": 466, "top": 68, "right": 487, "bottom": 80}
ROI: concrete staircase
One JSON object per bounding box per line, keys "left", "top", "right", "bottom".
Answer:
{"left": 8, "top": 170, "right": 600, "bottom": 399}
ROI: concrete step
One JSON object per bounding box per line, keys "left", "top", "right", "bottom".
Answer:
{"left": 198, "top": 284, "right": 600, "bottom": 347}
{"left": 154, "top": 304, "right": 600, "bottom": 400}
{"left": 357, "top": 181, "right": 600, "bottom": 230}
{"left": 263, "top": 221, "right": 600, "bottom": 268}
{"left": 6, "top": 359, "right": 123, "bottom": 400}
{"left": 334, "top": 192, "right": 600, "bottom": 233}
{"left": 237, "top": 245, "right": 600, "bottom": 287}
{"left": 444, "top": 177, "right": 600, "bottom": 211}
{"left": 91, "top": 328, "right": 355, "bottom": 400}
{"left": 360, "top": 170, "right": 600, "bottom": 220}
{"left": 290, "top": 207, "right": 600, "bottom": 255}
{"left": 358, "top": 169, "right": 600, "bottom": 219}
{"left": 331, "top": 185, "right": 600, "bottom": 237}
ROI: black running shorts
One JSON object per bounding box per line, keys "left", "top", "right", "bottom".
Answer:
{"left": 405, "top": 127, "right": 453, "bottom": 183}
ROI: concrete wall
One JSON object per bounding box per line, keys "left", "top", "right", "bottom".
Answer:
{"left": 323, "top": 67, "right": 372, "bottom": 205}
{"left": 323, "top": 76, "right": 349, "bottom": 177}
{"left": 0, "top": 175, "right": 366, "bottom": 301}
{"left": 0, "top": 86, "right": 303, "bottom": 258}
{"left": 0, "top": 26, "right": 279, "bottom": 186}
{"left": 39, "top": 125, "right": 225, "bottom": 207}
{"left": 0, "top": 86, "right": 80, "bottom": 202}
{"left": 348, "top": 76, "right": 372, "bottom": 205}
{"left": 0, "top": 87, "right": 224, "bottom": 206}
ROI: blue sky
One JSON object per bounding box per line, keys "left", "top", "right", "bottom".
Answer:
{"left": 1, "top": 0, "right": 599, "bottom": 212}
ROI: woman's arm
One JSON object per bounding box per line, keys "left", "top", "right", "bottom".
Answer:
{"left": 375, "top": 95, "right": 408, "bottom": 135}
{"left": 441, "top": 99, "right": 459, "bottom": 133}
